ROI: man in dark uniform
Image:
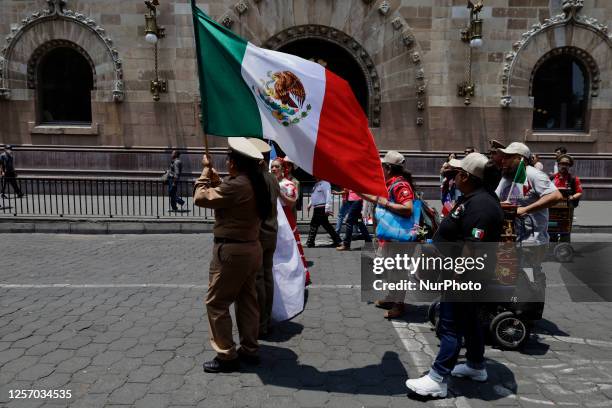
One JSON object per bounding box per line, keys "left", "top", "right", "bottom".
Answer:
{"left": 406, "top": 153, "right": 504, "bottom": 398}
{"left": 247, "top": 138, "right": 280, "bottom": 338}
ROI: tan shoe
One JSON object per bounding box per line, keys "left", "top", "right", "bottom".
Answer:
{"left": 336, "top": 244, "right": 350, "bottom": 251}
{"left": 384, "top": 303, "right": 405, "bottom": 319}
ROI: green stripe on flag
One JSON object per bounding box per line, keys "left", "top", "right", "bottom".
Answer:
{"left": 191, "top": 3, "right": 262, "bottom": 137}
{"left": 513, "top": 158, "right": 527, "bottom": 185}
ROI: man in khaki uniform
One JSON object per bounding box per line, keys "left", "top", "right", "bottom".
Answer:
{"left": 247, "top": 138, "right": 280, "bottom": 337}
{"left": 194, "top": 137, "right": 269, "bottom": 373}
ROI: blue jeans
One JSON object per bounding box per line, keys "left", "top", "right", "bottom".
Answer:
{"left": 335, "top": 200, "right": 352, "bottom": 234}
{"left": 429, "top": 302, "right": 485, "bottom": 382}
{"left": 168, "top": 180, "right": 185, "bottom": 210}
{"left": 342, "top": 201, "right": 371, "bottom": 247}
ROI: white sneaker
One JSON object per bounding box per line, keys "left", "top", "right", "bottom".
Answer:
{"left": 451, "top": 363, "right": 487, "bottom": 382}
{"left": 405, "top": 375, "right": 447, "bottom": 398}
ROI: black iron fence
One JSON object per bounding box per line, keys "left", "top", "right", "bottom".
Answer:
{"left": 0, "top": 177, "right": 345, "bottom": 222}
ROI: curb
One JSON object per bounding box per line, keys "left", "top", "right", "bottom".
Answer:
{"left": 0, "top": 217, "right": 610, "bottom": 234}
{"left": 0, "top": 218, "right": 215, "bottom": 234}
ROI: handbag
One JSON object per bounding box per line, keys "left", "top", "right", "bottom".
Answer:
{"left": 161, "top": 170, "right": 175, "bottom": 183}
{"left": 375, "top": 199, "right": 422, "bottom": 242}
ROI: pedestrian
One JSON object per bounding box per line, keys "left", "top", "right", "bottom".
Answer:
{"left": 552, "top": 154, "right": 582, "bottom": 206}
{"left": 0, "top": 145, "right": 24, "bottom": 199}
{"left": 496, "top": 142, "right": 562, "bottom": 244}
{"left": 166, "top": 150, "right": 185, "bottom": 211}
{"left": 306, "top": 177, "right": 342, "bottom": 248}
{"left": 405, "top": 153, "right": 504, "bottom": 398}
{"left": 531, "top": 154, "right": 544, "bottom": 171}
{"left": 335, "top": 189, "right": 372, "bottom": 251}
{"left": 247, "top": 138, "right": 280, "bottom": 338}
{"left": 283, "top": 157, "right": 301, "bottom": 221}
{"left": 270, "top": 158, "right": 311, "bottom": 285}
{"left": 360, "top": 150, "right": 416, "bottom": 319}
{"left": 333, "top": 188, "right": 351, "bottom": 235}
{"left": 487, "top": 140, "right": 505, "bottom": 189}
{"left": 552, "top": 146, "right": 567, "bottom": 175}
{"left": 193, "top": 137, "right": 272, "bottom": 373}
{"left": 440, "top": 153, "right": 461, "bottom": 217}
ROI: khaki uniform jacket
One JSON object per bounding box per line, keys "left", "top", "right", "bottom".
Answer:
{"left": 194, "top": 166, "right": 261, "bottom": 241}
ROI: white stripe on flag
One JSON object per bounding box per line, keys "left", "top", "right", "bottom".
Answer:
{"left": 241, "top": 43, "right": 326, "bottom": 174}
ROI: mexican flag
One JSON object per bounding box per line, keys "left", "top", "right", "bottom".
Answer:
{"left": 506, "top": 157, "right": 527, "bottom": 201}
{"left": 191, "top": 2, "right": 387, "bottom": 197}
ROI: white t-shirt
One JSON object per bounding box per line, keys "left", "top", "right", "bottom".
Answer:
{"left": 496, "top": 165, "right": 558, "bottom": 244}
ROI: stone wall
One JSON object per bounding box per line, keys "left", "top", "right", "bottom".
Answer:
{"left": 0, "top": 0, "right": 611, "bottom": 154}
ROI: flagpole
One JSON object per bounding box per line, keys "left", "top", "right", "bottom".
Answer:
{"left": 191, "top": 0, "right": 209, "bottom": 159}
{"left": 505, "top": 157, "right": 524, "bottom": 202}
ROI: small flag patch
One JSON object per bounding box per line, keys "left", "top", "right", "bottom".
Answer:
{"left": 471, "top": 228, "right": 485, "bottom": 240}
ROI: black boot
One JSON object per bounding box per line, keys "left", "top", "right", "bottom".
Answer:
{"left": 203, "top": 357, "right": 240, "bottom": 373}
{"left": 306, "top": 225, "right": 317, "bottom": 248}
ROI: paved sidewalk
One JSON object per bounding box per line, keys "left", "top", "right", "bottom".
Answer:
{"left": 1, "top": 234, "right": 612, "bottom": 407}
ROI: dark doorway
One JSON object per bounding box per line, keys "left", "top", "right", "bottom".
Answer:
{"left": 277, "top": 38, "right": 369, "bottom": 116}
{"left": 38, "top": 47, "right": 94, "bottom": 124}
{"left": 532, "top": 55, "right": 588, "bottom": 132}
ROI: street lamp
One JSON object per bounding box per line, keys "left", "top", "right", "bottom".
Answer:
{"left": 457, "top": 0, "right": 484, "bottom": 105}
{"left": 144, "top": 0, "right": 167, "bottom": 101}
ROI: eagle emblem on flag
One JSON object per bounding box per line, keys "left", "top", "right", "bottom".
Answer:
{"left": 253, "top": 70, "right": 312, "bottom": 127}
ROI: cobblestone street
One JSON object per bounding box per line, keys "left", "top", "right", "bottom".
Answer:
{"left": 1, "top": 234, "right": 612, "bottom": 407}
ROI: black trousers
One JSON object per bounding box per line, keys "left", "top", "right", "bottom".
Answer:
{"left": 306, "top": 206, "right": 341, "bottom": 246}
{"left": 1, "top": 173, "right": 22, "bottom": 196}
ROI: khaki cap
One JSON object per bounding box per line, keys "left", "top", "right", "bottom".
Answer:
{"left": 246, "top": 137, "right": 271, "bottom": 154}
{"left": 499, "top": 142, "right": 531, "bottom": 160}
{"left": 382, "top": 150, "right": 405, "bottom": 166}
{"left": 448, "top": 152, "right": 489, "bottom": 180}
{"left": 228, "top": 137, "right": 264, "bottom": 160}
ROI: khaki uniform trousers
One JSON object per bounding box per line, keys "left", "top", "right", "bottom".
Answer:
{"left": 206, "top": 241, "right": 262, "bottom": 360}
{"left": 256, "top": 239, "right": 276, "bottom": 333}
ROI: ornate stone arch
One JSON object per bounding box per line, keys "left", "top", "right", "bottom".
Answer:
{"left": 0, "top": 0, "right": 124, "bottom": 102}
{"left": 264, "top": 24, "right": 382, "bottom": 127}
{"left": 528, "top": 46, "right": 599, "bottom": 97}
{"left": 211, "top": 0, "right": 428, "bottom": 148}
{"left": 27, "top": 39, "right": 97, "bottom": 90}
{"left": 500, "top": 0, "right": 611, "bottom": 108}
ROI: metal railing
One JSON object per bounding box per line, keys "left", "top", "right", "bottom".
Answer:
{"left": 0, "top": 177, "right": 345, "bottom": 222}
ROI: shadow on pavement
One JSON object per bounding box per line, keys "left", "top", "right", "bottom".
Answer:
{"left": 446, "top": 358, "right": 516, "bottom": 401}
{"left": 516, "top": 338, "right": 550, "bottom": 356}
{"left": 534, "top": 318, "right": 570, "bottom": 337}
{"left": 265, "top": 321, "right": 304, "bottom": 343}
{"left": 246, "top": 346, "right": 409, "bottom": 396}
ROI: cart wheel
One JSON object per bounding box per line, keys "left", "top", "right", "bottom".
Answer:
{"left": 489, "top": 311, "right": 530, "bottom": 350}
{"left": 428, "top": 300, "right": 440, "bottom": 328}
{"left": 553, "top": 243, "right": 574, "bottom": 263}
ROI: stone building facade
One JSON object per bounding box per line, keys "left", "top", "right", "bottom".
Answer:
{"left": 0, "top": 0, "right": 611, "bottom": 184}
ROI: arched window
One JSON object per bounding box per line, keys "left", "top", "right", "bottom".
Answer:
{"left": 37, "top": 47, "right": 94, "bottom": 124}
{"left": 277, "top": 39, "right": 369, "bottom": 116}
{"left": 532, "top": 55, "right": 588, "bottom": 132}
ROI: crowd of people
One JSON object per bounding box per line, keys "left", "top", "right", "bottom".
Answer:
{"left": 190, "top": 136, "right": 585, "bottom": 399}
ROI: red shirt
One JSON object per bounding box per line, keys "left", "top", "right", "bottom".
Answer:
{"left": 553, "top": 173, "right": 583, "bottom": 193}
{"left": 386, "top": 176, "right": 414, "bottom": 205}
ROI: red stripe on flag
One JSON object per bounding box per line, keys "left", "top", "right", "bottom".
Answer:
{"left": 313, "top": 70, "right": 387, "bottom": 197}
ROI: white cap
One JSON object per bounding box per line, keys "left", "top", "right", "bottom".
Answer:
{"left": 246, "top": 137, "right": 271, "bottom": 154}
{"left": 499, "top": 142, "right": 531, "bottom": 160}
{"left": 228, "top": 137, "right": 264, "bottom": 160}
{"left": 448, "top": 152, "right": 489, "bottom": 180}
{"left": 382, "top": 150, "right": 405, "bottom": 166}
